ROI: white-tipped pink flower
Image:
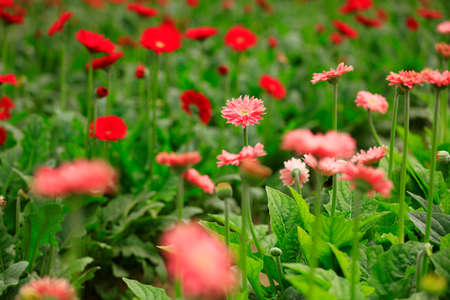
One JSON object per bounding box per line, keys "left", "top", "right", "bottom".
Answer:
{"left": 17, "top": 277, "right": 78, "bottom": 300}
{"left": 280, "top": 158, "right": 310, "bottom": 186}
{"left": 221, "top": 95, "right": 266, "bottom": 128}
{"left": 184, "top": 168, "right": 215, "bottom": 194}
{"left": 311, "top": 62, "right": 354, "bottom": 84}
{"left": 351, "top": 146, "right": 386, "bottom": 165}
{"left": 355, "top": 91, "right": 389, "bottom": 114}
{"left": 160, "top": 222, "right": 237, "bottom": 299}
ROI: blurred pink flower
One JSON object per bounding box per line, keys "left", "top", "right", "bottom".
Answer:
{"left": 311, "top": 62, "right": 354, "bottom": 84}
{"left": 421, "top": 69, "right": 450, "bottom": 88}
{"left": 184, "top": 168, "right": 214, "bottom": 194}
{"left": 221, "top": 95, "right": 265, "bottom": 128}
{"left": 217, "top": 143, "right": 266, "bottom": 167}
{"left": 437, "top": 21, "right": 450, "bottom": 34}
{"left": 342, "top": 163, "right": 393, "bottom": 198}
{"left": 355, "top": 91, "right": 388, "bottom": 114}
{"left": 156, "top": 152, "right": 201, "bottom": 167}
{"left": 304, "top": 155, "right": 346, "bottom": 176}
{"left": 17, "top": 277, "right": 77, "bottom": 300}
{"left": 351, "top": 146, "right": 386, "bottom": 165}
{"left": 160, "top": 222, "right": 237, "bottom": 298}
{"left": 386, "top": 70, "right": 424, "bottom": 89}
{"left": 280, "top": 158, "right": 310, "bottom": 186}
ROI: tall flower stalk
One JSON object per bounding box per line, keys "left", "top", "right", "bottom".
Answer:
{"left": 350, "top": 191, "right": 362, "bottom": 300}
{"left": 148, "top": 54, "right": 160, "bottom": 176}
{"left": 398, "top": 89, "right": 410, "bottom": 243}
{"left": 86, "top": 52, "right": 94, "bottom": 157}
{"left": 388, "top": 87, "right": 399, "bottom": 179}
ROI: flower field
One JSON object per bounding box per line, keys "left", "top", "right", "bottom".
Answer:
{"left": 0, "top": 0, "right": 449, "bottom": 299}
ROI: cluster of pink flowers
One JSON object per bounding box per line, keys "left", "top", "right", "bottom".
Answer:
{"left": 17, "top": 277, "right": 77, "bottom": 300}
{"left": 420, "top": 69, "right": 450, "bottom": 88}
{"left": 31, "top": 159, "right": 117, "bottom": 198}
{"left": 351, "top": 146, "right": 386, "bottom": 165}
{"left": 156, "top": 151, "right": 202, "bottom": 167}
{"left": 221, "top": 95, "right": 266, "bottom": 128}
{"left": 160, "top": 222, "right": 237, "bottom": 299}
{"left": 184, "top": 168, "right": 214, "bottom": 194}
{"left": 280, "top": 158, "right": 310, "bottom": 186}
{"left": 311, "top": 63, "right": 354, "bottom": 84}
{"left": 355, "top": 91, "right": 388, "bottom": 114}
{"left": 217, "top": 143, "right": 266, "bottom": 167}
{"left": 304, "top": 155, "right": 347, "bottom": 177}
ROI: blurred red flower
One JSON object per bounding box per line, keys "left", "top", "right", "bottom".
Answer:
{"left": 316, "top": 23, "right": 325, "bottom": 34}
{"left": 135, "top": 64, "right": 146, "bottom": 78}
{"left": 224, "top": 25, "right": 257, "bottom": 51}
{"left": 86, "top": 52, "right": 123, "bottom": 70}
{"left": 76, "top": 29, "right": 115, "bottom": 54}
{"left": 435, "top": 42, "right": 450, "bottom": 58}
{"left": 48, "top": 11, "right": 73, "bottom": 36}
{"left": 185, "top": 26, "right": 218, "bottom": 41}
{"left": 259, "top": 75, "right": 286, "bottom": 100}
{"left": 127, "top": 3, "right": 157, "bottom": 18}
{"left": 217, "top": 65, "right": 229, "bottom": 75}
{"left": 117, "top": 35, "right": 138, "bottom": 48}
{"left": 417, "top": 7, "right": 442, "bottom": 19}
{"left": 140, "top": 23, "right": 182, "bottom": 54}
{"left": 340, "top": 0, "right": 372, "bottom": 14}
{"left": 267, "top": 36, "right": 278, "bottom": 48}
{"left": 405, "top": 16, "right": 419, "bottom": 31}
{"left": 376, "top": 8, "right": 388, "bottom": 21}
{"left": 255, "top": 0, "right": 273, "bottom": 14}
{"left": 180, "top": 90, "right": 212, "bottom": 125}
{"left": 91, "top": 115, "right": 127, "bottom": 141}
{"left": 330, "top": 32, "right": 343, "bottom": 44}
{"left": 355, "top": 14, "right": 382, "bottom": 27}
{"left": 156, "top": 151, "right": 202, "bottom": 167}
{"left": 183, "top": 168, "right": 214, "bottom": 194}
{"left": 0, "top": 127, "right": 6, "bottom": 146}
{"left": 185, "top": 0, "right": 198, "bottom": 7}
{"left": 0, "top": 73, "right": 16, "bottom": 85}
{"left": 96, "top": 86, "right": 108, "bottom": 98}
{"left": 0, "top": 5, "right": 25, "bottom": 25}
{"left": 17, "top": 277, "right": 77, "bottom": 300}
{"left": 332, "top": 20, "right": 358, "bottom": 39}
{"left": 0, "top": 96, "right": 14, "bottom": 120}
{"left": 421, "top": 69, "right": 450, "bottom": 88}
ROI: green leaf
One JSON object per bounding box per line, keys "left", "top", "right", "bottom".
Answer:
{"left": 430, "top": 247, "right": 450, "bottom": 282}
{"left": 58, "top": 257, "right": 93, "bottom": 282}
{"left": 441, "top": 233, "right": 450, "bottom": 249}
{"left": 329, "top": 244, "right": 353, "bottom": 280}
{"left": 408, "top": 212, "right": 450, "bottom": 244}
{"left": 266, "top": 186, "right": 302, "bottom": 262}
{"left": 122, "top": 278, "right": 171, "bottom": 300}
{"left": 368, "top": 241, "right": 426, "bottom": 299}
{"left": 247, "top": 256, "right": 265, "bottom": 299}
{"left": 325, "top": 180, "right": 352, "bottom": 214}
{"left": 0, "top": 261, "right": 28, "bottom": 295}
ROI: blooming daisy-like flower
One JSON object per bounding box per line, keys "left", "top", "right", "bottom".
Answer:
{"left": 140, "top": 23, "right": 182, "bottom": 54}
{"left": 135, "top": 64, "right": 146, "bottom": 78}
{"left": 224, "top": 25, "right": 258, "bottom": 52}
{"left": 311, "top": 63, "right": 354, "bottom": 84}
{"left": 0, "top": 96, "right": 14, "bottom": 120}
{"left": 180, "top": 90, "right": 212, "bottom": 125}
{"left": 340, "top": 0, "right": 372, "bottom": 14}
{"left": 76, "top": 29, "right": 115, "bottom": 54}
{"left": 435, "top": 42, "right": 450, "bottom": 59}
{"left": 342, "top": 163, "right": 393, "bottom": 198}
{"left": 421, "top": 70, "right": 450, "bottom": 88}
{"left": 332, "top": 20, "right": 358, "bottom": 39}
{"left": 48, "top": 11, "right": 73, "bottom": 36}
{"left": 156, "top": 151, "right": 202, "bottom": 167}
{"left": 259, "top": 75, "right": 286, "bottom": 100}
{"left": 185, "top": 27, "right": 218, "bottom": 41}
{"left": 417, "top": 8, "right": 442, "bottom": 20}
{"left": 405, "top": 17, "right": 419, "bottom": 31}
{"left": 355, "top": 91, "right": 388, "bottom": 114}
{"left": 217, "top": 143, "right": 266, "bottom": 167}
{"left": 437, "top": 21, "right": 450, "bottom": 34}
{"left": 184, "top": 168, "right": 214, "bottom": 194}
{"left": 386, "top": 70, "right": 424, "bottom": 89}
{"left": 91, "top": 115, "right": 127, "bottom": 141}
{"left": 0, "top": 73, "right": 16, "bottom": 85}
{"left": 17, "top": 277, "right": 78, "bottom": 300}
{"left": 355, "top": 14, "right": 382, "bottom": 28}
{"left": 221, "top": 95, "right": 265, "bottom": 128}
{"left": 86, "top": 52, "right": 123, "bottom": 70}
{"left": 160, "top": 222, "right": 237, "bottom": 299}
{"left": 280, "top": 158, "right": 310, "bottom": 187}
{"left": 127, "top": 3, "right": 157, "bottom": 18}
{"left": 351, "top": 146, "right": 386, "bottom": 165}
{"left": 304, "top": 155, "right": 347, "bottom": 176}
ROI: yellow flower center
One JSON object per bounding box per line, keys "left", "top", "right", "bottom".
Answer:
{"left": 368, "top": 98, "right": 378, "bottom": 106}
{"left": 240, "top": 109, "right": 249, "bottom": 115}
{"left": 155, "top": 41, "right": 165, "bottom": 48}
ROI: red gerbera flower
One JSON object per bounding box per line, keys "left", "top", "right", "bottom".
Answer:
{"left": 340, "top": 0, "right": 372, "bottom": 14}
{"left": 376, "top": 8, "right": 388, "bottom": 21}
{"left": 48, "top": 11, "right": 73, "bottom": 36}
{"left": 0, "top": 96, "right": 14, "bottom": 120}
{"left": 135, "top": 64, "right": 146, "bottom": 78}
{"left": 91, "top": 115, "right": 127, "bottom": 141}
{"left": 259, "top": 75, "right": 286, "bottom": 100}
{"left": 316, "top": 24, "right": 325, "bottom": 34}
{"left": 185, "top": 26, "right": 218, "bottom": 41}
{"left": 332, "top": 20, "right": 358, "bottom": 39}
{"left": 0, "top": 73, "right": 16, "bottom": 85}
{"left": 405, "top": 17, "right": 419, "bottom": 31}
{"left": 355, "top": 14, "right": 382, "bottom": 27}
{"left": 255, "top": 0, "right": 273, "bottom": 14}
{"left": 217, "top": 65, "right": 229, "bottom": 76}
{"left": 86, "top": 52, "right": 123, "bottom": 70}
{"left": 180, "top": 90, "right": 212, "bottom": 125}
{"left": 140, "top": 23, "right": 182, "bottom": 54}
{"left": 267, "top": 36, "right": 278, "bottom": 48}
{"left": 417, "top": 8, "right": 442, "bottom": 19}
{"left": 127, "top": 3, "right": 157, "bottom": 18}
{"left": 185, "top": 0, "right": 199, "bottom": 7}
{"left": 76, "top": 29, "right": 115, "bottom": 54}
{"left": 96, "top": 86, "right": 108, "bottom": 98}
{"left": 224, "top": 25, "right": 258, "bottom": 52}
{"left": 0, "top": 126, "right": 6, "bottom": 146}
{"left": 330, "top": 32, "right": 344, "bottom": 44}
{"left": 0, "top": 0, "right": 13, "bottom": 8}
{"left": 0, "top": 5, "right": 25, "bottom": 25}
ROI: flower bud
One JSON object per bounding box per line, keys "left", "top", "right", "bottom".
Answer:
{"left": 0, "top": 196, "right": 5, "bottom": 207}
{"left": 96, "top": 86, "right": 108, "bottom": 98}
{"left": 420, "top": 272, "right": 447, "bottom": 295}
{"left": 290, "top": 168, "right": 301, "bottom": 178}
{"left": 270, "top": 247, "right": 282, "bottom": 257}
{"left": 437, "top": 150, "right": 449, "bottom": 165}
{"left": 216, "top": 182, "right": 233, "bottom": 199}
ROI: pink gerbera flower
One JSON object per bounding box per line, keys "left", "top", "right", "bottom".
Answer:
{"left": 421, "top": 69, "right": 450, "bottom": 88}
{"left": 311, "top": 62, "right": 354, "bottom": 84}
{"left": 355, "top": 91, "right": 389, "bottom": 114}
{"left": 156, "top": 152, "right": 202, "bottom": 167}
{"left": 304, "top": 155, "right": 347, "bottom": 176}
{"left": 17, "top": 277, "right": 78, "bottom": 300}
{"left": 217, "top": 143, "right": 266, "bottom": 167}
{"left": 221, "top": 95, "right": 266, "bottom": 128}
{"left": 342, "top": 163, "right": 393, "bottom": 198}
{"left": 437, "top": 21, "right": 450, "bottom": 34}
{"left": 280, "top": 158, "right": 310, "bottom": 186}
{"left": 351, "top": 146, "right": 386, "bottom": 165}
{"left": 386, "top": 70, "right": 424, "bottom": 89}
{"left": 184, "top": 168, "right": 214, "bottom": 194}
{"left": 160, "top": 222, "right": 237, "bottom": 299}
{"left": 281, "top": 129, "right": 318, "bottom": 155}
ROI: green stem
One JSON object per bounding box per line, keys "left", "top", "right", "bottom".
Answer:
{"left": 368, "top": 111, "right": 382, "bottom": 146}
{"left": 308, "top": 172, "right": 323, "bottom": 300}
{"left": 425, "top": 89, "right": 441, "bottom": 243}
{"left": 243, "top": 126, "right": 248, "bottom": 147}
{"left": 86, "top": 52, "right": 94, "bottom": 158}
{"left": 388, "top": 87, "right": 400, "bottom": 179}
{"left": 398, "top": 90, "right": 410, "bottom": 244}
{"left": 294, "top": 170, "right": 302, "bottom": 196}
{"left": 275, "top": 256, "right": 285, "bottom": 293}
{"left": 1, "top": 27, "right": 8, "bottom": 72}
{"left": 330, "top": 82, "right": 338, "bottom": 216}
{"left": 225, "top": 197, "right": 230, "bottom": 247}
{"left": 350, "top": 192, "right": 361, "bottom": 300}
{"left": 247, "top": 203, "right": 264, "bottom": 255}
{"left": 175, "top": 279, "right": 183, "bottom": 299}
{"left": 232, "top": 52, "right": 242, "bottom": 96}
{"left": 176, "top": 173, "right": 184, "bottom": 222}
{"left": 106, "top": 68, "right": 112, "bottom": 115}
{"left": 240, "top": 178, "right": 249, "bottom": 294}
{"left": 441, "top": 86, "right": 448, "bottom": 143}
{"left": 15, "top": 194, "right": 21, "bottom": 237}
{"left": 60, "top": 36, "right": 67, "bottom": 110}
{"left": 148, "top": 54, "right": 160, "bottom": 176}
